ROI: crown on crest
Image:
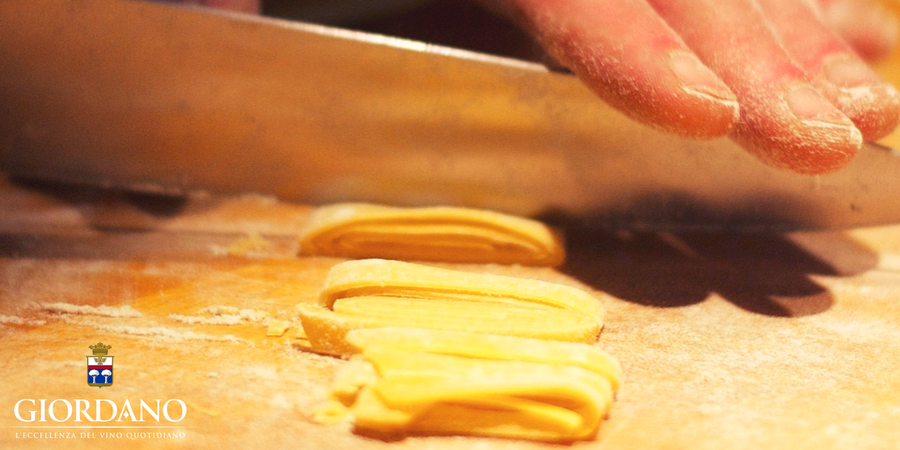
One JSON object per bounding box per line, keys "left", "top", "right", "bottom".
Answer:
{"left": 89, "top": 342, "right": 112, "bottom": 355}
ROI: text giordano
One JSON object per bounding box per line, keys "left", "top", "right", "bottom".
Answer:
{"left": 13, "top": 399, "right": 187, "bottom": 423}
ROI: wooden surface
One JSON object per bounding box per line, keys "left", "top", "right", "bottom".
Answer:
{"left": 2, "top": 178, "right": 900, "bottom": 449}
{"left": 4, "top": 4, "right": 900, "bottom": 448}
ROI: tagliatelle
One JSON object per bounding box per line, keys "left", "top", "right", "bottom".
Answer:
{"left": 295, "top": 259, "right": 605, "bottom": 355}
{"left": 297, "top": 203, "right": 564, "bottom": 266}
{"left": 319, "top": 259, "right": 604, "bottom": 319}
{"left": 296, "top": 299, "right": 601, "bottom": 356}
{"left": 296, "top": 256, "right": 620, "bottom": 442}
{"left": 321, "top": 330, "right": 620, "bottom": 442}
{"left": 344, "top": 328, "right": 622, "bottom": 390}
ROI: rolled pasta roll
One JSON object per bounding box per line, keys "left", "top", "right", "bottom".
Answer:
{"left": 319, "top": 258, "right": 605, "bottom": 320}
{"left": 295, "top": 298, "right": 601, "bottom": 356}
{"left": 298, "top": 203, "right": 564, "bottom": 266}
{"left": 328, "top": 347, "right": 617, "bottom": 442}
{"left": 345, "top": 328, "right": 622, "bottom": 390}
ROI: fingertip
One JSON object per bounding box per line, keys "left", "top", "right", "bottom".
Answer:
{"left": 819, "top": 55, "right": 900, "bottom": 140}
{"left": 598, "top": 76, "right": 739, "bottom": 140}
{"left": 667, "top": 51, "right": 741, "bottom": 136}
{"left": 733, "top": 85, "right": 862, "bottom": 175}
{"left": 659, "top": 95, "right": 740, "bottom": 140}
{"left": 785, "top": 84, "right": 850, "bottom": 125}
{"left": 734, "top": 125, "right": 861, "bottom": 175}
{"left": 668, "top": 51, "right": 735, "bottom": 103}
{"left": 846, "top": 84, "right": 900, "bottom": 141}
{"left": 756, "top": 0, "right": 900, "bottom": 142}
{"left": 606, "top": 51, "right": 740, "bottom": 139}
{"left": 830, "top": 84, "right": 900, "bottom": 142}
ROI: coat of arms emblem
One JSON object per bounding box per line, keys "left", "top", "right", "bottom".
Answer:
{"left": 87, "top": 342, "right": 113, "bottom": 388}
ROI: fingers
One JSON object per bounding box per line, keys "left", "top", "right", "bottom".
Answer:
{"left": 815, "top": 0, "right": 899, "bottom": 62}
{"left": 484, "top": 0, "right": 739, "bottom": 139}
{"left": 649, "top": 0, "right": 862, "bottom": 174}
{"left": 758, "top": 0, "right": 900, "bottom": 142}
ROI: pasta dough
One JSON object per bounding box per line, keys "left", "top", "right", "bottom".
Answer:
{"left": 295, "top": 259, "right": 605, "bottom": 355}
{"left": 298, "top": 203, "right": 564, "bottom": 266}
{"left": 319, "top": 328, "right": 621, "bottom": 442}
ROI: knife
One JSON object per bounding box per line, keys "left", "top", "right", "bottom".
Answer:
{"left": 1, "top": 0, "right": 899, "bottom": 230}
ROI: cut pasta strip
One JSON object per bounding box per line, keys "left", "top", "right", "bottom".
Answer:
{"left": 298, "top": 203, "right": 564, "bottom": 266}
{"left": 319, "top": 259, "right": 604, "bottom": 320}
{"left": 345, "top": 328, "right": 621, "bottom": 390}
{"left": 296, "top": 298, "right": 601, "bottom": 355}
{"left": 325, "top": 342, "right": 618, "bottom": 442}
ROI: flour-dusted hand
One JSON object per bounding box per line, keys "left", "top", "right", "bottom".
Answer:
{"left": 482, "top": 0, "right": 900, "bottom": 174}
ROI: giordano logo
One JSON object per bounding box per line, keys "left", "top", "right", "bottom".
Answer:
{"left": 11, "top": 342, "right": 188, "bottom": 431}
{"left": 87, "top": 342, "right": 113, "bottom": 388}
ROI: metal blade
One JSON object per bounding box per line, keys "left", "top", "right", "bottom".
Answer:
{"left": 1, "top": 0, "right": 899, "bottom": 230}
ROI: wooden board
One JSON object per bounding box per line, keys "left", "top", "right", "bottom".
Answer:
{"left": 2, "top": 178, "right": 900, "bottom": 449}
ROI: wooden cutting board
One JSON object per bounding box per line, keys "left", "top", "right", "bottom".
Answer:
{"left": 1, "top": 177, "right": 899, "bottom": 450}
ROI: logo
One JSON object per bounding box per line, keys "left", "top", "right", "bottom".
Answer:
{"left": 87, "top": 342, "right": 113, "bottom": 388}
{"left": 11, "top": 341, "right": 189, "bottom": 441}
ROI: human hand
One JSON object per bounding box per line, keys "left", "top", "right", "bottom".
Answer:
{"left": 480, "top": 0, "right": 900, "bottom": 174}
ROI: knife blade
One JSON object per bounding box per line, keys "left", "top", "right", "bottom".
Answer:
{"left": 1, "top": 0, "right": 899, "bottom": 230}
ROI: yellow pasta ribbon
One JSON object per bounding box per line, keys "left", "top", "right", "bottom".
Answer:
{"left": 295, "top": 259, "right": 605, "bottom": 355}
{"left": 296, "top": 300, "right": 599, "bottom": 355}
{"left": 344, "top": 328, "right": 622, "bottom": 390}
{"left": 298, "top": 203, "right": 564, "bottom": 266}
{"left": 324, "top": 329, "right": 620, "bottom": 442}
{"left": 319, "top": 259, "right": 603, "bottom": 318}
